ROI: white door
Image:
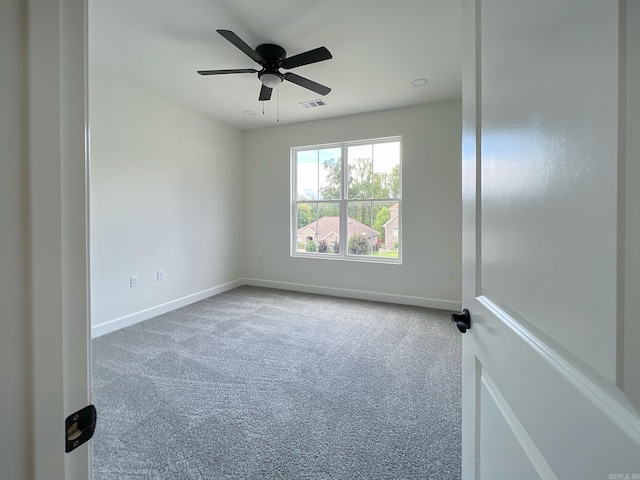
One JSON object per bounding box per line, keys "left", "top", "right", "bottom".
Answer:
{"left": 461, "top": 0, "right": 640, "bottom": 478}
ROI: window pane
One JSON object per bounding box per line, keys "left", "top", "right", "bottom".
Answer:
{"left": 296, "top": 203, "right": 318, "bottom": 252}
{"left": 318, "top": 148, "right": 342, "bottom": 200}
{"left": 296, "top": 150, "right": 318, "bottom": 200}
{"left": 373, "top": 141, "right": 401, "bottom": 199}
{"left": 292, "top": 137, "right": 400, "bottom": 262}
{"left": 347, "top": 201, "right": 374, "bottom": 255}
{"left": 348, "top": 144, "right": 373, "bottom": 199}
{"left": 372, "top": 201, "right": 400, "bottom": 258}
{"left": 316, "top": 202, "right": 340, "bottom": 254}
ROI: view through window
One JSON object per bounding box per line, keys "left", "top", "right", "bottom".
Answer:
{"left": 292, "top": 137, "right": 401, "bottom": 262}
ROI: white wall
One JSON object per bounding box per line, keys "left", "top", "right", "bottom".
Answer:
{"left": 243, "top": 101, "right": 462, "bottom": 308}
{"left": 90, "top": 73, "right": 245, "bottom": 335}
{"left": 0, "top": 0, "right": 30, "bottom": 477}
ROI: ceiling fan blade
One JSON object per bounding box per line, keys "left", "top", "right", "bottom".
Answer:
{"left": 197, "top": 68, "right": 258, "bottom": 75}
{"left": 259, "top": 85, "right": 273, "bottom": 101}
{"left": 284, "top": 72, "right": 331, "bottom": 96}
{"left": 216, "top": 30, "right": 264, "bottom": 65}
{"left": 281, "top": 47, "right": 332, "bottom": 69}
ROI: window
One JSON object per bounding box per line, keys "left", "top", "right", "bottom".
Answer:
{"left": 292, "top": 137, "right": 401, "bottom": 262}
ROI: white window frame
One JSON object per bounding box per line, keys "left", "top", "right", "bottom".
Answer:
{"left": 291, "top": 136, "right": 402, "bottom": 264}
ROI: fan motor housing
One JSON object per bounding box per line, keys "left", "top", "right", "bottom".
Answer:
{"left": 256, "top": 44, "right": 287, "bottom": 67}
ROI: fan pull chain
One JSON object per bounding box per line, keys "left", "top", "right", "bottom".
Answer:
{"left": 262, "top": 101, "right": 265, "bottom": 116}
{"left": 277, "top": 86, "right": 280, "bottom": 123}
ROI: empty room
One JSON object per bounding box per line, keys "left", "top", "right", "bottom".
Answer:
{"left": 88, "top": 0, "right": 463, "bottom": 477}
{"left": 3, "top": 0, "right": 640, "bottom": 479}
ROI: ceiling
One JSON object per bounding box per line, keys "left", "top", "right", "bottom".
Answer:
{"left": 89, "top": 0, "right": 462, "bottom": 130}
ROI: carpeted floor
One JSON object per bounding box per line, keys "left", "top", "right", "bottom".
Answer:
{"left": 91, "top": 286, "right": 462, "bottom": 479}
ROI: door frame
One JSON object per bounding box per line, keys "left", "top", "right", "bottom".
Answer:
{"left": 29, "top": 0, "right": 91, "bottom": 478}
{"left": 460, "top": 0, "right": 478, "bottom": 476}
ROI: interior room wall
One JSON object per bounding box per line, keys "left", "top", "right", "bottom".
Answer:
{"left": 0, "top": 0, "right": 31, "bottom": 476}
{"left": 89, "top": 73, "right": 245, "bottom": 336}
{"left": 243, "top": 100, "right": 462, "bottom": 308}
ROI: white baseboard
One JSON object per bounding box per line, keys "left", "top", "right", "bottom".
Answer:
{"left": 91, "top": 279, "right": 244, "bottom": 338}
{"left": 243, "top": 278, "right": 462, "bottom": 311}
{"left": 92, "top": 278, "right": 461, "bottom": 337}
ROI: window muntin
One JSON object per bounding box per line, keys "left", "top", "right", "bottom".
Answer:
{"left": 292, "top": 137, "right": 401, "bottom": 262}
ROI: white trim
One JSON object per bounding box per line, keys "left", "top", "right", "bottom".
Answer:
{"left": 292, "top": 137, "right": 402, "bottom": 264}
{"left": 91, "top": 279, "right": 243, "bottom": 337}
{"left": 244, "top": 278, "right": 461, "bottom": 310}
{"left": 29, "top": 0, "right": 89, "bottom": 477}
{"left": 478, "top": 295, "right": 640, "bottom": 445}
{"left": 92, "top": 278, "right": 461, "bottom": 338}
{"left": 291, "top": 251, "right": 401, "bottom": 264}
{"left": 481, "top": 372, "right": 558, "bottom": 480}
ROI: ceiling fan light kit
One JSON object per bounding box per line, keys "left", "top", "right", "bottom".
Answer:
{"left": 197, "top": 29, "right": 333, "bottom": 102}
{"left": 258, "top": 71, "right": 283, "bottom": 88}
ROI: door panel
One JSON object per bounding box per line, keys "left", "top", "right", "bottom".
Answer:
{"left": 479, "top": 371, "right": 544, "bottom": 480}
{"left": 480, "top": 0, "right": 619, "bottom": 381}
{"left": 471, "top": 298, "right": 640, "bottom": 478}
{"left": 462, "top": 0, "right": 640, "bottom": 477}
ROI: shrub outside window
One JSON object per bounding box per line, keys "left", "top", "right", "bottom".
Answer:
{"left": 292, "top": 137, "right": 401, "bottom": 262}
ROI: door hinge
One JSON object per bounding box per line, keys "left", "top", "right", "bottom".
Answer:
{"left": 65, "top": 404, "right": 97, "bottom": 453}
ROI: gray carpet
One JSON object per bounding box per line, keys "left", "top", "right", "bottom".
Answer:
{"left": 92, "top": 286, "right": 461, "bottom": 479}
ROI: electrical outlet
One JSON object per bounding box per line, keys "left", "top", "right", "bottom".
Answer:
{"left": 157, "top": 270, "right": 164, "bottom": 281}
{"left": 130, "top": 275, "right": 139, "bottom": 288}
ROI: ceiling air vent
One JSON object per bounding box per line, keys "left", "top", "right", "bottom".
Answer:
{"left": 300, "top": 99, "right": 326, "bottom": 108}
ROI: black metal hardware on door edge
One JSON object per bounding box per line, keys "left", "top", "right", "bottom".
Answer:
{"left": 65, "top": 404, "right": 97, "bottom": 453}
{"left": 451, "top": 309, "right": 471, "bottom": 333}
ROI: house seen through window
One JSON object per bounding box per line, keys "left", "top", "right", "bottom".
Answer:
{"left": 292, "top": 137, "right": 401, "bottom": 262}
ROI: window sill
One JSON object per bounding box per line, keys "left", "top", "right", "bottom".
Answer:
{"left": 291, "top": 252, "right": 402, "bottom": 265}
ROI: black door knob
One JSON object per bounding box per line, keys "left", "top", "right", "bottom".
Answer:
{"left": 451, "top": 309, "right": 471, "bottom": 333}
